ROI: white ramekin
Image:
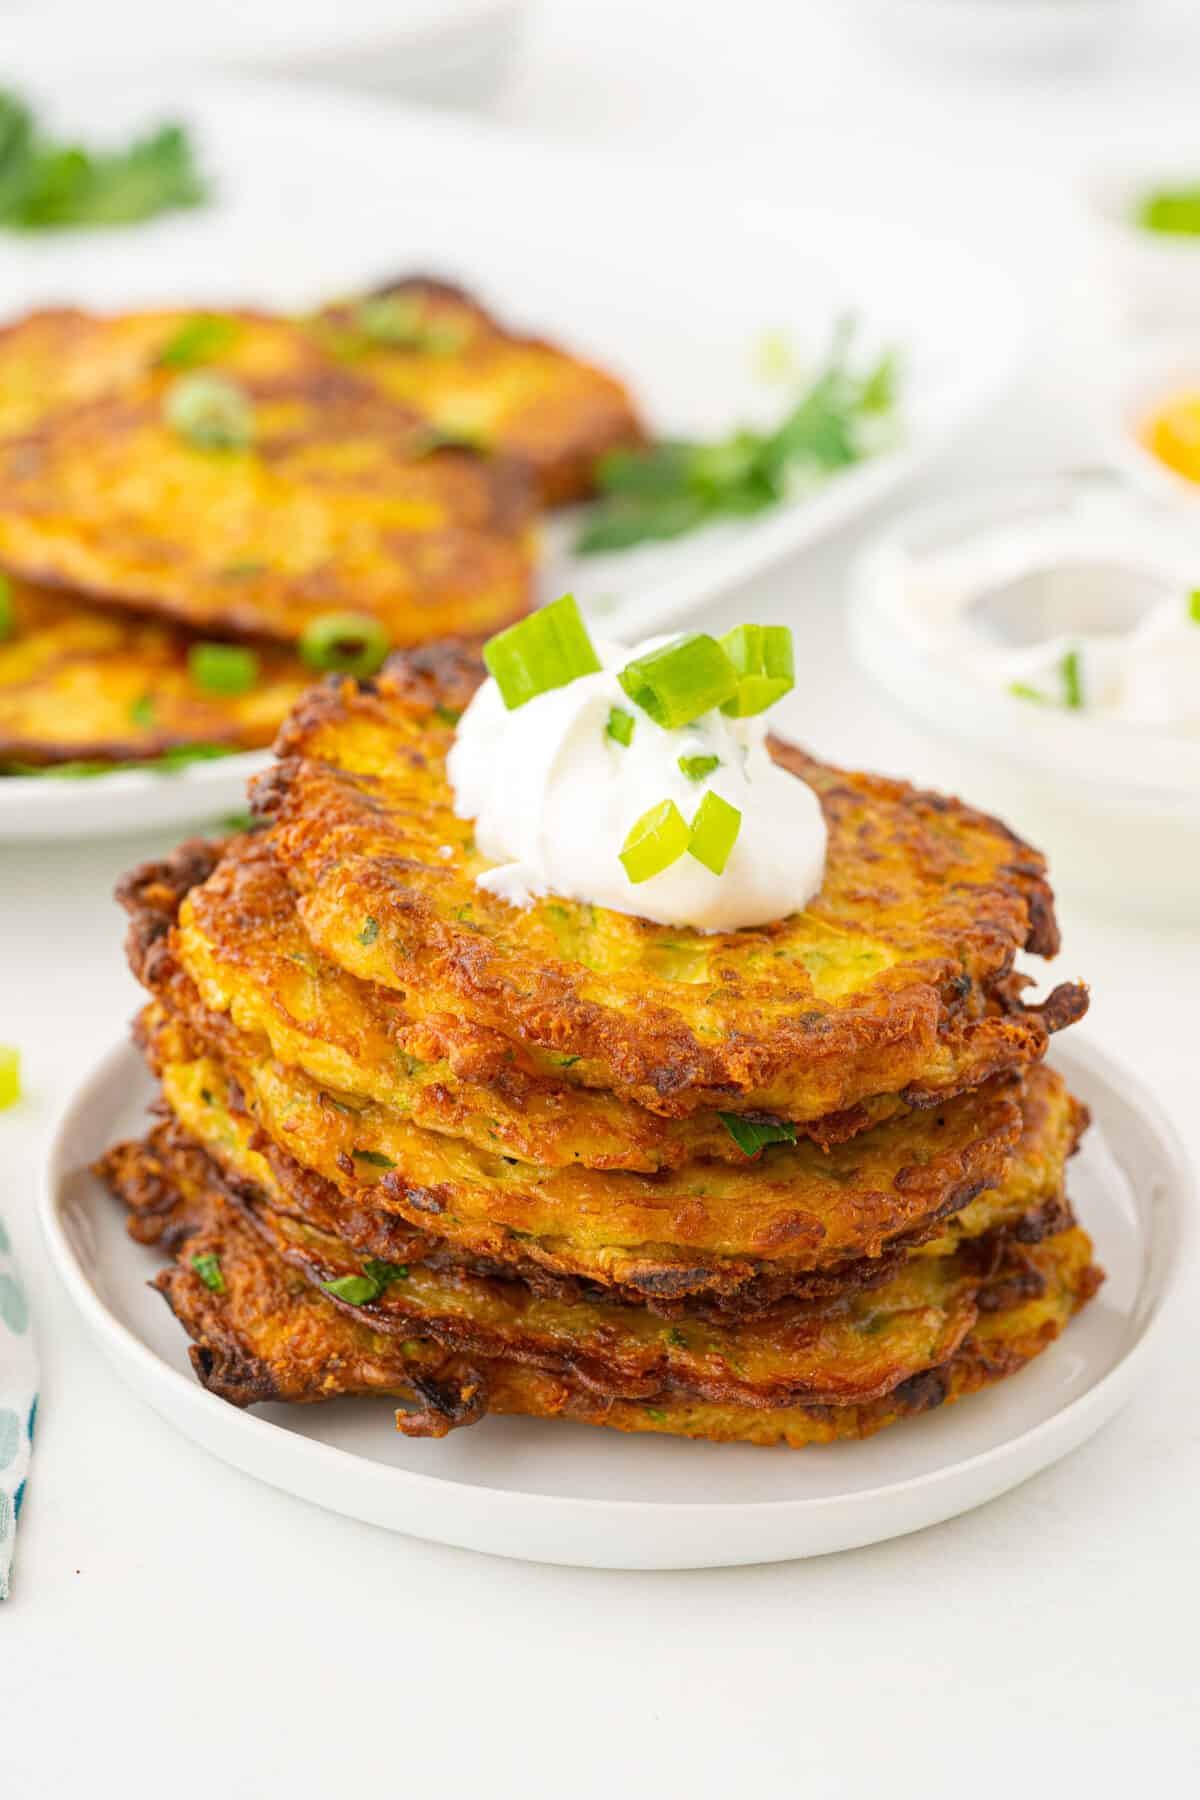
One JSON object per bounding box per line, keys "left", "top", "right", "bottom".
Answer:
{"left": 850, "top": 475, "right": 1200, "bottom": 924}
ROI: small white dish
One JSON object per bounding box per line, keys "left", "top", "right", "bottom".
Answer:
{"left": 852, "top": 473, "right": 1200, "bottom": 923}
{"left": 1105, "top": 336, "right": 1200, "bottom": 510}
{"left": 41, "top": 1033, "right": 1191, "bottom": 1571}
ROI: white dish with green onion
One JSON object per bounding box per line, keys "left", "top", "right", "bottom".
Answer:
{"left": 0, "top": 75, "right": 1025, "bottom": 839}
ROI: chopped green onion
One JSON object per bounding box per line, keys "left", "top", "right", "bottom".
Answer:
{"left": 164, "top": 372, "right": 254, "bottom": 450}
{"left": 1189, "top": 590, "right": 1200, "bottom": 625}
{"left": 129, "top": 694, "right": 155, "bottom": 729}
{"left": 188, "top": 642, "right": 259, "bottom": 696}
{"left": 606, "top": 705, "right": 635, "bottom": 747}
{"left": 678, "top": 752, "right": 719, "bottom": 782}
{"left": 191, "top": 1252, "right": 225, "bottom": 1293}
{"left": 354, "top": 295, "right": 467, "bottom": 354}
{"left": 688, "top": 791, "right": 741, "bottom": 874}
{"left": 364, "top": 1260, "right": 408, "bottom": 1284}
{"left": 299, "top": 612, "right": 390, "bottom": 677}
{"left": 0, "top": 571, "right": 12, "bottom": 640}
{"left": 357, "top": 917, "right": 379, "bottom": 946}
{"left": 434, "top": 703, "right": 462, "bottom": 726}
{"left": 322, "top": 1259, "right": 408, "bottom": 1306}
{"left": 617, "top": 633, "right": 737, "bottom": 728}
{"left": 483, "top": 593, "right": 601, "bottom": 710}
{"left": 719, "top": 624, "right": 794, "bottom": 716}
{"left": 1009, "top": 682, "right": 1049, "bottom": 705}
{"left": 219, "top": 559, "right": 266, "bottom": 580}
{"left": 352, "top": 1148, "right": 395, "bottom": 1169}
{"left": 0, "top": 1045, "right": 20, "bottom": 1109}
{"left": 1060, "top": 648, "right": 1084, "bottom": 710}
{"left": 717, "top": 1112, "right": 798, "bottom": 1158}
{"left": 1136, "top": 186, "right": 1200, "bottom": 236}
{"left": 619, "top": 798, "right": 689, "bottom": 884}
{"left": 221, "top": 813, "right": 256, "bottom": 835}
{"left": 157, "top": 315, "right": 238, "bottom": 369}
{"left": 321, "top": 1273, "right": 381, "bottom": 1305}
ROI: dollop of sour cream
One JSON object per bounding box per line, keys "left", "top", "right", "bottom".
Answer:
{"left": 891, "top": 482, "right": 1200, "bottom": 731}
{"left": 447, "top": 637, "right": 827, "bottom": 931}
{"left": 996, "top": 590, "right": 1200, "bottom": 727}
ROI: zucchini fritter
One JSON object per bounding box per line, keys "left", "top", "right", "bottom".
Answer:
{"left": 122, "top": 833, "right": 912, "bottom": 1175}
{"left": 257, "top": 643, "right": 1088, "bottom": 1123}
{"left": 98, "top": 1125, "right": 1101, "bottom": 1446}
{"left": 314, "top": 277, "right": 646, "bottom": 505}
{"left": 0, "top": 581, "right": 310, "bottom": 766}
{"left": 0, "top": 323, "right": 534, "bottom": 647}
{"left": 137, "top": 995, "right": 1082, "bottom": 1306}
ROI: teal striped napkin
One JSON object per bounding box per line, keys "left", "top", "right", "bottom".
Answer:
{"left": 0, "top": 1219, "right": 36, "bottom": 1601}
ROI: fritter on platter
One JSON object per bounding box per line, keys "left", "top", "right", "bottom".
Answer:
{"left": 313, "top": 277, "right": 646, "bottom": 505}
{"left": 0, "top": 330, "right": 534, "bottom": 647}
{"left": 0, "top": 581, "right": 310, "bottom": 767}
{"left": 256, "top": 643, "right": 1088, "bottom": 1122}
{"left": 98, "top": 1125, "right": 1101, "bottom": 1446}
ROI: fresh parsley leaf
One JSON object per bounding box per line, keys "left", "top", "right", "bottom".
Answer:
{"left": 576, "top": 317, "right": 900, "bottom": 554}
{"left": 0, "top": 92, "right": 207, "bottom": 232}
{"left": 717, "top": 1113, "right": 798, "bottom": 1158}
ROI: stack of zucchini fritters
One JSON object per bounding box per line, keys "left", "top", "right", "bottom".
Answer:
{"left": 99, "top": 642, "right": 1102, "bottom": 1449}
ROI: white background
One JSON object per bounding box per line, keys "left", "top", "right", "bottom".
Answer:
{"left": 3, "top": 3, "right": 1200, "bottom": 1792}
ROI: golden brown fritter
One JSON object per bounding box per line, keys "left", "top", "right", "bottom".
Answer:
{"left": 256, "top": 643, "right": 1088, "bottom": 1124}
{"left": 0, "top": 581, "right": 311, "bottom": 766}
{"left": 137, "top": 991, "right": 1083, "bottom": 1305}
{"left": 313, "top": 277, "right": 646, "bottom": 505}
{"left": 98, "top": 1124, "right": 1101, "bottom": 1445}
{"left": 0, "top": 326, "right": 534, "bottom": 647}
{"left": 121, "top": 833, "right": 909, "bottom": 1175}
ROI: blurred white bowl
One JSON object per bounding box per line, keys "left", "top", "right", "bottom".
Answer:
{"left": 859, "top": 0, "right": 1128, "bottom": 70}
{"left": 850, "top": 475, "right": 1200, "bottom": 924}
{"left": 0, "top": 0, "right": 529, "bottom": 108}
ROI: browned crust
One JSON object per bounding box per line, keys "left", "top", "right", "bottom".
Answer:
{"left": 98, "top": 1121, "right": 1097, "bottom": 1416}
{"left": 96, "top": 1127, "right": 1102, "bottom": 1445}
{"left": 255, "top": 644, "right": 1087, "bottom": 1121}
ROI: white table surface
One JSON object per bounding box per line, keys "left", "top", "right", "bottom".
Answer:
{"left": 3, "top": 4, "right": 1199, "bottom": 1791}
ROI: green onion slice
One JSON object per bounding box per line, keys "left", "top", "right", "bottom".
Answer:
{"left": 678, "top": 752, "right": 719, "bottom": 781}
{"left": 717, "top": 1113, "right": 798, "bottom": 1158}
{"left": 719, "top": 624, "right": 794, "bottom": 717}
{"left": 164, "top": 372, "right": 254, "bottom": 450}
{"left": 157, "top": 315, "right": 238, "bottom": 369}
{"left": 191, "top": 1252, "right": 225, "bottom": 1293}
{"left": 129, "top": 694, "right": 155, "bottom": 729}
{"left": 606, "top": 705, "right": 635, "bottom": 746}
{"left": 188, "top": 642, "right": 259, "bottom": 696}
{"left": 688, "top": 791, "right": 741, "bottom": 874}
{"left": 617, "top": 633, "right": 737, "bottom": 728}
{"left": 0, "top": 572, "right": 12, "bottom": 642}
{"left": 320, "top": 1273, "right": 381, "bottom": 1305}
{"left": 619, "top": 799, "right": 689, "bottom": 884}
{"left": 1189, "top": 590, "right": 1200, "bottom": 625}
{"left": 483, "top": 593, "right": 601, "bottom": 710}
{"left": 1060, "top": 648, "right": 1084, "bottom": 710}
{"left": 0, "top": 1045, "right": 20, "bottom": 1110}
{"left": 299, "top": 612, "right": 390, "bottom": 677}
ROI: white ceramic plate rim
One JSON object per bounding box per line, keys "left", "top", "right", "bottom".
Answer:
{"left": 41, "top": 1031, "right": 1194, "bottom": 1565}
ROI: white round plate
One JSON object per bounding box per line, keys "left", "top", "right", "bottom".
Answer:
{"left": 0, "top": 75, "right": 1024, "bottom": 841}
{"left": 0, "top": 750, "right": 267, "bottom": 843}
{"left": 42, "top": 1033, "right": 1191, "bottom": 1570}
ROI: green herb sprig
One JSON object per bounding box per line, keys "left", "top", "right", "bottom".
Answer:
{"left": 0, "top": 90, "right": 207, "bottom": 232}
{"left": 576, "top": 318, "right": 899, "bottom": 554}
